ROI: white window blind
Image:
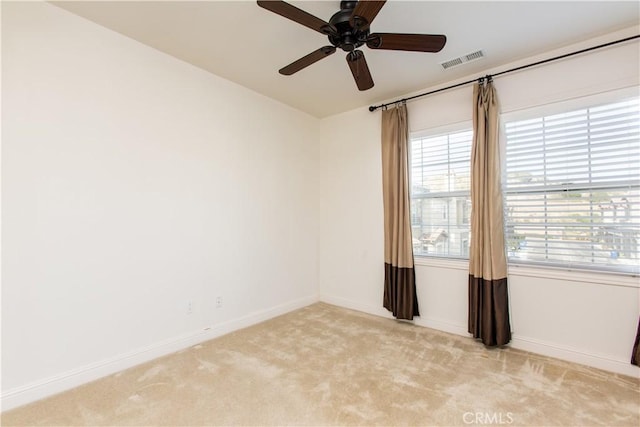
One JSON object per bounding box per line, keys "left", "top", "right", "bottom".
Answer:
{"left": 504, "top": 96, "right": 640, "bottom": 274}
{"left": 410, "top": 129, "right": 472, "bottom": 258}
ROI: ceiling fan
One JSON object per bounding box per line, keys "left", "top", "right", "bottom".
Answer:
{"left": 257, "top": 0, "right": 447, "bottom": 91}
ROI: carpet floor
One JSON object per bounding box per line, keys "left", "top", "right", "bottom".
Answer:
{"left": 2, "top": 303, "right": 639, "bottom": 426}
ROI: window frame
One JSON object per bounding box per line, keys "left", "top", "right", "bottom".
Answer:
{"left": 409, "top": 121, "right": 473, "bottom": 260}
{"left": 501, "top": 87, "right": 640, "bottom": 276}
{"left": 409, "top": 87, "right": 640, "bottom": 277}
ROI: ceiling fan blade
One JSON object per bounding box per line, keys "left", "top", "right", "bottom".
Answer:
{"left": 367, "top": 33, "right": 447, "bottom": 52}
{"left": 279, "top": 46, "right": 337, "bottom": 75}
{"left": 346, "top": 50, "right": 374, "bottom": 91}
{"left": 350, "top": 0, "right": 386, "bottom": 30}
{"left": 257, "top": 1, "right": 336, "bottom": 35}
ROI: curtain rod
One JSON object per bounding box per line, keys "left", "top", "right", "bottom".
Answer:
{"left": 368, "top": 34, "right": 640, "bottom": 112}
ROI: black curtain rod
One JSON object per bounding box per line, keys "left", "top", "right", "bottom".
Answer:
{"left": 368, "top": 34, "right": 640, "bottom": 112}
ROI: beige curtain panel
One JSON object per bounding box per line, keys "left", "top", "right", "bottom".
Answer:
{"left": 468, "top": 79, "right": 511, "bottom": 346}
{"left": 381, "top": 104, "right": 419, "bottom": 320}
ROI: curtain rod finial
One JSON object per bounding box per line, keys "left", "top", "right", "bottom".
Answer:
{"left": 369, "top": 106, "right": 377, "bottom": 112}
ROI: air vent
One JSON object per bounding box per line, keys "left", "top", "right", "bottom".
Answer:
{"left": 440, "top": 57, "right": 463, "bottom": 70}
{"left": 440, "top": 50, "right": 485, "bottom": 70}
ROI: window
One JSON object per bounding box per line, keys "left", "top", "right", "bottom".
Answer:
{"left": 504, "top": 93, "right": 640, "bottom": 274}
{"left": 409, "top": 90, "right": 639, "bottom": 274}
{"left": 410, "top": 128, "right": 472, "bottom": 258}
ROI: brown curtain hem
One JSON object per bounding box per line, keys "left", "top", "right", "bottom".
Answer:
{"left": 384, "top": 263, "right": 419, "bottom": 320}
{"left": 468, "top": 275, "right": 511, "bottom": 347}
{"left": 632, "top": 317, "right": 640, "bottom": 366}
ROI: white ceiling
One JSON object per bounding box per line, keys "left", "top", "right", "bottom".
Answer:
{"left": 52, "top": 1, "right": 639, "bottom": 118}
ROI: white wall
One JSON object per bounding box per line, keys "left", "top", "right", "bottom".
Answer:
{"left": 318, "top": 28, "right": 640, "bottom": 377}
{"left": 1, "top": 1, "right": 319, "bottom": 409}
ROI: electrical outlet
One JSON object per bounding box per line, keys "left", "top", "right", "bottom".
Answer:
{"left": 216, "top": 296, "right": 223, "bottom": 308}
{"left": 187, "top": 300, "right": 193, "bottom": 315}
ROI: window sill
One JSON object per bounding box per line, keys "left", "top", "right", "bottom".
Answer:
{"left": 507, "top": 263, "right": 639, "bottom": 288}
{"left": 413, "top": 256, "right": 468, "bottom": 270}
{"left": 413, "top": 256, "right": 640, "bottom": 288}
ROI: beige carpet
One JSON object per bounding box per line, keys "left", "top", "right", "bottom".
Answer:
{"left": 2, "top": 303, "right": 639, "bottom": 426}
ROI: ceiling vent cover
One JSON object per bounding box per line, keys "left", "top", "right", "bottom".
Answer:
{"left": 440, "top": 50, "right": 484, "bottom": 70}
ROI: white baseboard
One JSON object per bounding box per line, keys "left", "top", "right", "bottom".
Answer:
{"left": 416, "top": 317, "right": 470, "bottom": 337}
{"left": 319, "top": 294, "right": 392, "bottom": 319}
{"left": 319, "top": 294, "right": 469, "bottom": 337}
{"left": 1, "top": 295, "right": 319, "bottom": 412}
{"left": 510, "top": 336, "right": 640, "bottom": 378}
{"left": 319, "top": 295, "right": 640, "bottom": 378}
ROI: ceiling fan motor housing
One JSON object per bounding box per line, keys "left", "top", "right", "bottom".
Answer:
{"left": 328, "top": 1, "right": 369, "bottom": 52}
